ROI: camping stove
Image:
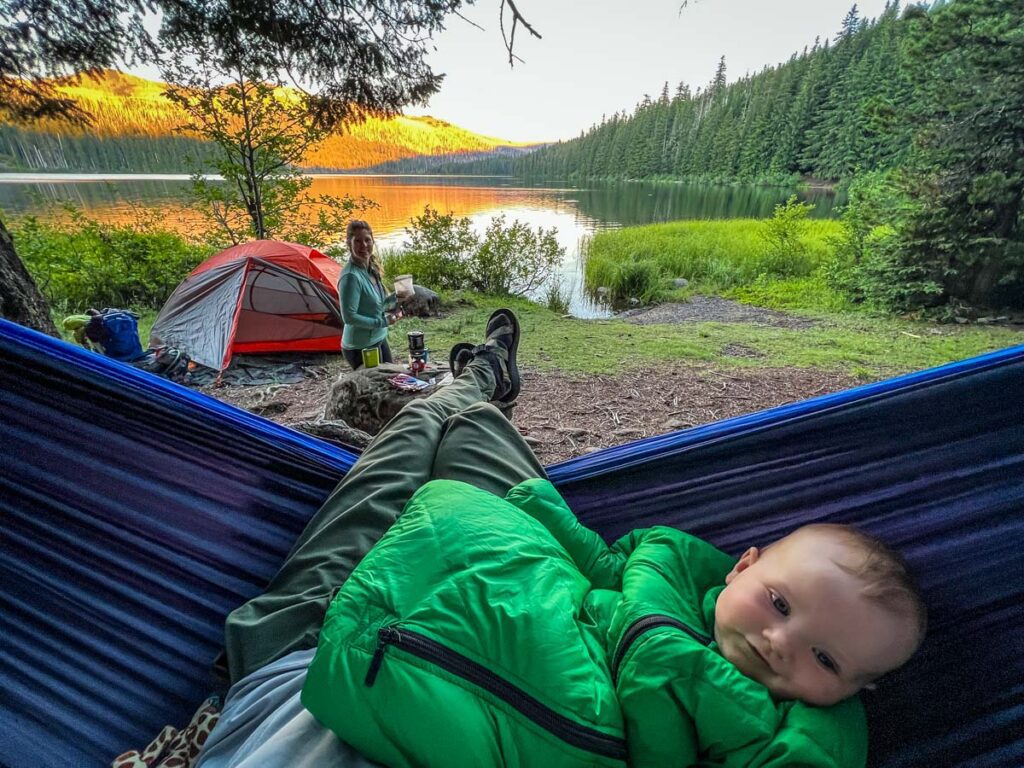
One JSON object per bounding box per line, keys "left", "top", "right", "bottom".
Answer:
{"left": 407, "top": 331, "right": 429, "bottom": 375}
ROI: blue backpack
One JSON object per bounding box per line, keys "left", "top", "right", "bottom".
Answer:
{"left": 87, "top": 309, "right": 145, "bottom": 362}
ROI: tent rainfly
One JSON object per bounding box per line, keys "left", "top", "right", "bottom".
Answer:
{"left": 151, "top": 240, "right": 343, "bottom": 371}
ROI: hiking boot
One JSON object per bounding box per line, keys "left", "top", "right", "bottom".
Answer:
{"left": 475, "top": 308, "right": 520, "bottom": 403}
{"left": 448, "top": 342, "right": 475, "bottom": 378}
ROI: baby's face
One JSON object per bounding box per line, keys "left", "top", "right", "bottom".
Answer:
{"left": 713, "top": 530, "right": 918, "bottom": 707}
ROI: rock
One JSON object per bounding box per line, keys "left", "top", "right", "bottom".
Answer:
{"left": 954, "top": 317, "right": 969, "bottom": 325}
{"left": 629, "top": 297, "right": 641, "bottom": 306}
{"left": 325, "top": 363, "right": 432, "bottom": 435}
{"left": 323, "top": 365, "right": 516, "bottom": 435}
{"left": 596, "top": 286, "right": 610, "bottom": 296}
{"left": 250, "top": 401, "right": 288, "bottom": 417}
{"left": 673, "top": 278, "right": 689, "bottom": 288}
{"left": 401, "top": 284, "right": 441, "bottom": 318}
{"left": 293, "top": 418, "right": 373, "bottom": 449}
{"left": 977, "top": 316, "right": 995, "bottom": 325}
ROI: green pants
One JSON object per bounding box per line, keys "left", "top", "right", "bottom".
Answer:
{"left": 224, "top": 357, "right": 546, "bottom": 682}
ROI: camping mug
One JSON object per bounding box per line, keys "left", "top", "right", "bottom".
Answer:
{"left": 361, "top": 346, "right": 381, "bottom": 368}
{"left": 394, "top": 274, "right": 414, "bottom": 298}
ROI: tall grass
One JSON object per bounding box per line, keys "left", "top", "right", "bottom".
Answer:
{"left": 544, "top": 280, "right": 571, "bottom": 314}
{"left": 584, "top": 218, "right": 844, "bottom": 303}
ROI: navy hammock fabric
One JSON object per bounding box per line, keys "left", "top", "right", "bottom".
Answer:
{"left": 1, "top": 317, "right": 1022, "bottom": 768}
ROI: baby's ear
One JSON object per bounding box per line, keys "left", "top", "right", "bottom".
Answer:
{"left": 725, "top": 547, "right": 759, "bottom": 584}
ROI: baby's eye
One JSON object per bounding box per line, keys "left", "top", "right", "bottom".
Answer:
{"left": 815, "top": 649, "right": 838, "bottom": 673}
{"left": 769, "top": 590, "right": 790, "bottom": 616}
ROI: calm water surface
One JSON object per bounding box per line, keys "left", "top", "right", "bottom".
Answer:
{"left": 0, "top": 173, "right": 842, "bottom": 318}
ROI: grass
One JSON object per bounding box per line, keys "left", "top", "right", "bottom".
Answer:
{"left": 396, "top": 293, "right": 1020, "bottom": 380}
{"left": 47, "top": 291, "right": 1018, "bottom": 383}
{"left": 585, "top": 218, "right": 844, "bottom": 301}
{"left": 549, "top": 216, "right": 1022, "bottom": 379}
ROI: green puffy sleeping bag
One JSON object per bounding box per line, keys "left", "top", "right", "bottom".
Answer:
{"left": 301, "top": 478, "right": 867, "bottom": 768}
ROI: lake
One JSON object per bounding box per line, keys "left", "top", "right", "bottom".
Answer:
{"left": 0, "top": 173, "right": 842, "bottom": 318}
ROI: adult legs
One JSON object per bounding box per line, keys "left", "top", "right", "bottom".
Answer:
{"left": 342, "top": 346, "right": 362, "bottom": 369}
{"left": 224, "top": 355, "right": 497, "bottom": 681}
{"left": 431, "top": 401, "right": 546, "bottom": 498}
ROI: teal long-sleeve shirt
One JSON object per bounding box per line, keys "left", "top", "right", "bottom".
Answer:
{"left": 338, "top": 260, "right": 396, "bottom": 350}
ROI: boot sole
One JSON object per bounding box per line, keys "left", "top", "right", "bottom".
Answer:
{"left": 495, "top": 310, "right": 521, "bottom": 403}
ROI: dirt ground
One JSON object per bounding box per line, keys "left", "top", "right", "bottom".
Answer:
{"left": 618, "top": 295, "right": 818, "bottom": 329}
{"left": 205, "top": 299, "right": 864, "bottom": 464}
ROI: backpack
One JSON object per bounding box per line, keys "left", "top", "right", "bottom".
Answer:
{"left": 85, "top": 309, "right": 145, "bottom": 362}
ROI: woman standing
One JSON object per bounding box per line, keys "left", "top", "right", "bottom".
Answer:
{"left": 338, "top": 220, "right": 400, "bottom": 369}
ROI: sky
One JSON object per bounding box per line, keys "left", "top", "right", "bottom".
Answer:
{"left": 406, "top": 0, "right": 894, "bottom": 143}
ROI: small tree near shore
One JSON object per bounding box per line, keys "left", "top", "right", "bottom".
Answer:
{"left": 164, "top": 66, "right": 375, "bottom": 245}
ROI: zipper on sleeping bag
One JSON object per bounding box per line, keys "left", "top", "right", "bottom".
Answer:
{"left": 611, "top": 614, "right": 711, "bottom": 683}
{"left": 365, "top": 625, "right": 628, "bottom": 762}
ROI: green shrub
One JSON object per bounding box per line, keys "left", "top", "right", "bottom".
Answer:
{"left": 824, "top": 171, "right": 943, "bottom": 310}
{"left": 759, "top": 195, "right": 817, "bottom": 277}
{"left": 383, "top": 208, "right": 475, "bottom": 290}
{"left": 14, "top": 209, "right": 210, "bottom": 310}
{"left": 475, "top": 215, "right": 563, "bottom": 296}
{"left": 383, "top": 206, "right": 564, "bottom": 297}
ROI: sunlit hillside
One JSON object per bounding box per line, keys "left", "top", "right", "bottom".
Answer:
{"left": 2, "top": 70, "right": 533, "bottom": 171}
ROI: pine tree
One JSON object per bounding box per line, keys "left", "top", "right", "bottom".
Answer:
{"left": 893, "top": 0, "right": 1024, "bottom": 309}
{"left": 711, "top": 56, "right": 728, "bottom": 94}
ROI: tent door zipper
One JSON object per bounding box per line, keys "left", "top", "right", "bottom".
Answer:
{"left": 365, "top": 625, "right": 627, "bottom": 762}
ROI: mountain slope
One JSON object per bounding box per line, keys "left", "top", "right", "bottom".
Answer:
{"left": 0, "top": 71, "right": 535, "bottom": 172}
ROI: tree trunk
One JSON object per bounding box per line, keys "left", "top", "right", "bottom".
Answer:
{"left": 0, "top": 215, "right": 60, "bottom": 336}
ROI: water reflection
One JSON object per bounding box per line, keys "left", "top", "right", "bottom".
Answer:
{"left": 0, "top": 174, "right": 842, "bottom": 318}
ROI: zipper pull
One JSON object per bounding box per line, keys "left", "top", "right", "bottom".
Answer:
{"left": 365, "top": 626, "right": 398, "bottom": 687}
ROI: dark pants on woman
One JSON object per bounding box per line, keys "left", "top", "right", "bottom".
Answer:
{"left": 343, "top": 339, "right": 393, "bottom": 370}
{"left": 224, "top": 355, "right": 546, "bottom": 682}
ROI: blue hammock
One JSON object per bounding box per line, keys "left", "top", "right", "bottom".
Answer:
{"left": 1, "top": 317, "right": 1022, "bottom": 768}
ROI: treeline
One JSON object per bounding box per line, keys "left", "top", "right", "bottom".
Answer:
{"left": 0, "top": 70, "right": 523, "bottom": 173}
{"left": 354, "top": 145, "right": 542, "bottom": 175}
{"left": 0, "top": 127, "right": 215, "bottom": 172}
{"left": 515, "top": 3, "right": 911, "bottom": 183}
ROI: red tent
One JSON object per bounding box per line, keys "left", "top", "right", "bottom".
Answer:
{"left": 151, "top": 240, "right": 343, "bottom": 371}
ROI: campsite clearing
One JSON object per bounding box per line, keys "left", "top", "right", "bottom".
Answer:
{"left": 202, "top": 295, "right": 1022, "bottom": 463}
